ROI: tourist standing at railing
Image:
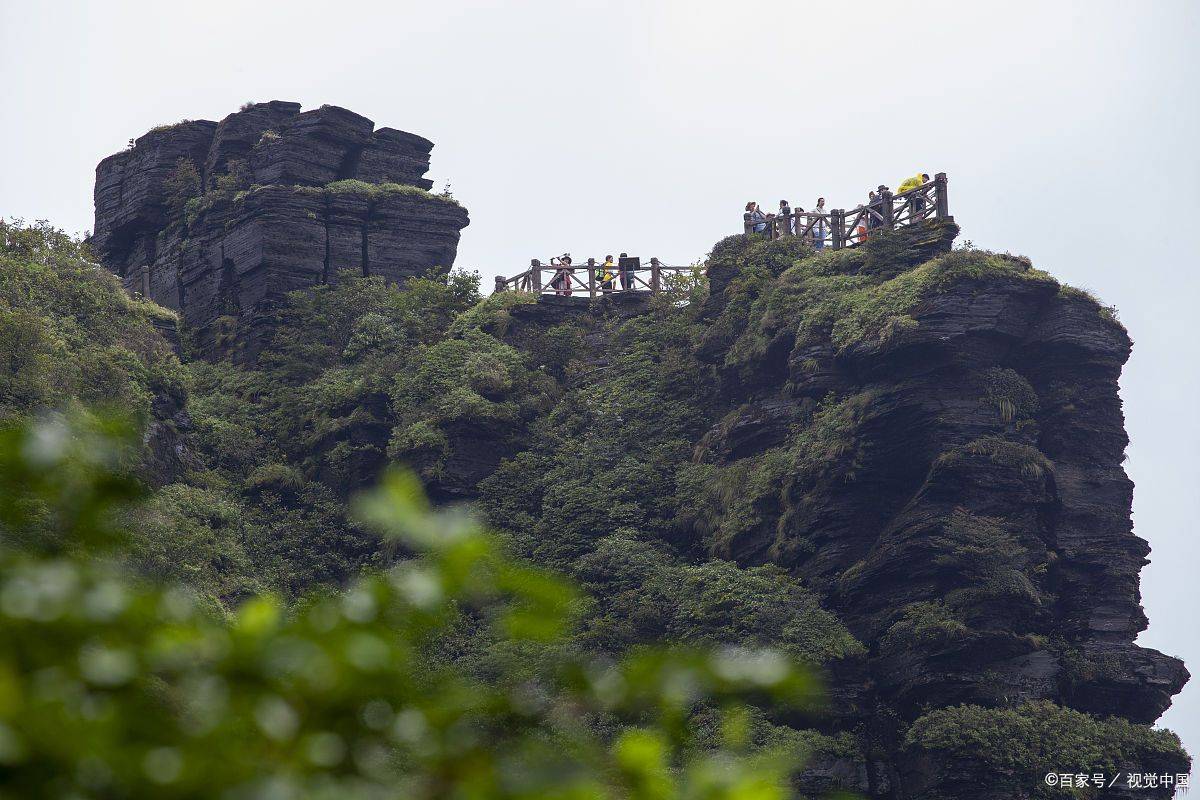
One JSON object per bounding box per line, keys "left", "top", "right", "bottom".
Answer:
{"left": 862, "top": 191, "right": 878, "bottom": 238}
{"left": 897, "top": 173, "right": 925, "bottom": 193}
{"left": 779, "top": 200, "right": 793, "bottom": 235}
{"left": 898, "top": 172, "right": 931, "bottom": 219}
{"left": 599, "top": 255, "right": 616, "bottom": 294}
{"left": 746, "top": 201, "right": 768, "bottom": 233}
{"left": 561, "top": 254, "right": 574, "bottom": 296}
{"left": 619, "top": 252, "right": 634, "bottom": 291}
{"left": 872, "top": 186, "right": 889, "bottom": 232}
{"left": 813, "top": 197, "right": 828, "bottom": 250}
{"left": 550, "top": 254, "right": 573, "bottom": 296}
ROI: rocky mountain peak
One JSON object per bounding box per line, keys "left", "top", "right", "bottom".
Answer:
{"left": 91, "top": 101, "right": 469, "bottom": 358}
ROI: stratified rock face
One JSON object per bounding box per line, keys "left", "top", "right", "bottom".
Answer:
{"left": 92, "top": 102, "right": 466, "bottom": 357}
{"left": 680, "top": 222, "right": 1188, "bottom": 795}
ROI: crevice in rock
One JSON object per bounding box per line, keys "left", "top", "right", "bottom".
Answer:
{"left": 322, "top": 198, "right": 332, "bottom": 285}
{"left": 360, "top": 221, "right": 370, "bottom": 277}
{"left": 338, "top": 143, "right": 365, "bottom": 180}
{"left": 360, "top": 201, "right": 374, "bottom": 277}
{"left": 218, "top": 243, "right": 241, "bottom": 317}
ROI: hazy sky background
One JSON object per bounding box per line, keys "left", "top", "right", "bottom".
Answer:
{"left": 3, "top": 0, "right": 1198, "bottom": 771}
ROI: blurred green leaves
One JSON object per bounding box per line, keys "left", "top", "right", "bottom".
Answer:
{"left": 0, "top": 414, "right": 822, "bottom": 799}
{"left": 0, "top": 411, "right": 142, "bottom": 554}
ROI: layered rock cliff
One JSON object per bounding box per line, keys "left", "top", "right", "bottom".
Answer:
{"left": 683, "top": 222, "right": 1189, "bottom": 795}
{"left": 91, "top": 101, "right": 468, "bottom": 357}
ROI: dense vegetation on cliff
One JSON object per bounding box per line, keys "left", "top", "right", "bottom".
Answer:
{"left": 0, "top": 219, "right": 1189, "bottom": 798}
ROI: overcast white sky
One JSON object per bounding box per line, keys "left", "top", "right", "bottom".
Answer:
{"left": 2, "top": 0, "right": 1198, "bottom": 769}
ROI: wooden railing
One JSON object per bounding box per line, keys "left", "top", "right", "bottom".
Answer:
{"left": 747, "top": 172, "right": 949, "bottom": 247}
{"left": 492, "top": 172, "right": 950, "bottom": 296}
{"left": 494, "top": 256, "right": 699, "bottom": 297}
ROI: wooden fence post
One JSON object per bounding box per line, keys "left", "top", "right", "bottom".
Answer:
{"left": 587, "top": 258, "right": 597, "bottom": 298}
{"left": 744, "top": 213, "right": 754, "bottom": 235}
{"left": 494, "top": 275, "right": 506, "bottom": 293}
{"left": 650, "top": 257, "right": 661, "bottom": 293}
{"left": 531, "top": 259, "right": 541, "bottom": 293}
{"left": 832, "top": 210, "right": 845, "bottom": 250}
{"left": 140, "top": 265, "right": 150, "bottom": 297}
{"left": 934, "top": 172, "right": 948, "bottom": 218}
{"left": 881, "top": 190, "right": 894, "bottom": 229}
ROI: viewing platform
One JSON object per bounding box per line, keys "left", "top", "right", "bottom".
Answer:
{"left": 493, "top": 172, "right": 950, "bottom": 297}
{"left": 493, "top": 256, "right": 697, "bottom": 298}
{"left": 749, "top": 172, "right": 949, "bottom": 244}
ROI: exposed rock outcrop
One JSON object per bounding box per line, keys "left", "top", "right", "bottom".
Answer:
{"left": 92, "top": 102, "right": 468, "bottom": 358}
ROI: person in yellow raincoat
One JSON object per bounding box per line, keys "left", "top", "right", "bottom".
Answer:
{"left": 898, "top": 172, "right": 931, "bottom": 219}
{"left": 599, "top": 255, "right": 616, "bottom": 294}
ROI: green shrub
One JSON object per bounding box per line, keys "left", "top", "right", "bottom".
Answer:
{"left": 0, "top": 221, "right": 185, "bottom": 429}
{"left": 448, "top": 290, "right": 538, "bottom": 337}
{"left": 323, "top": 179, "right": 459, "bottom": 206}
{"left": 244, "top": 463, "right": 306, "bottom": 496}
{"left": 905, "top": 701, "right": 1188, "bottom": 795}
{"left": 960, "top": 436, "right": 1052, "bottom": 479}
{"left": 573, "top": 532, "right": 863, "bottom": 664}
{"left": 213, "top": 159, "right": 251, "bottom": 193}
{"left": 980, "top": 367, "right": 1039, "bottom": 422}
{"left": 163, "top": 157, "right": 201, "bottom": 216}
{"left": 684, "top": 392, "right": 877, "bottom": 560}
{"left": 718, "top": 244, "right": 1060, "bottom": 368}
{"left": 126, "top": 483, "right": 264, "bottom": 606}
{"left": 880, "top": 602, "right": 971, "bottom": 652}
{"left": 1059, "top": 284, "right": 1125, "bottom": 329}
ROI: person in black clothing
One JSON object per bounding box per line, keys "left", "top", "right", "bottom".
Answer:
{"left": 862, "top": 191, "right": 878, "bottom": 239}
{"left": 619, "top": 252, "right": 636, "bottom": 290}
{"left": 911, "top": 173, "right": 931, "bottom": 218}
{"left": 871, "top": 185, "right": 888, "bottom": 231}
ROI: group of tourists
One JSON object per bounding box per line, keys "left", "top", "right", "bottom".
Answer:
{"left": 548, "top": 253, "right": 638, "bottom": 296}
{"left": 744, "top": 172, "right": 932, "bottom": 245}
{"left": 746, "top": 197, "right": 833, "bottom": 249}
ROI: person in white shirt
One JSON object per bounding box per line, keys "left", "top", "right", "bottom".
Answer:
{"left": 813, "top": 197, "right": 828, "bottom": 250}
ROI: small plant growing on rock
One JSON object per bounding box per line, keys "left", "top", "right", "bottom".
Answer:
{"left": 164, "top": 157, "right": 201, "bottom": 215}
{"left": 214, "top": 159, "right": 251, "bottom": 194}
{"left": 256, "top": 129, "right": 281, "bottom": 147}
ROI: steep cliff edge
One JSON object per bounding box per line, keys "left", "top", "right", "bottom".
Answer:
{"left": 91, "top": 101, "right": 469, "bottom": 357}
{"left": 690, "top": 222, "right": 1186, "bottom": 722}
